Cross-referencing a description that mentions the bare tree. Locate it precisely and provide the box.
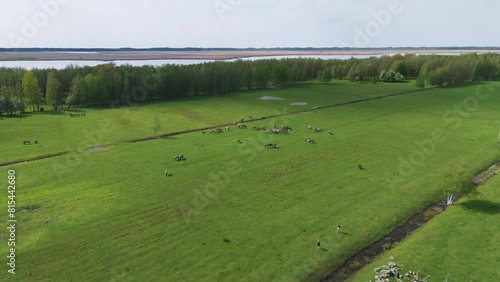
[153,116,162,139]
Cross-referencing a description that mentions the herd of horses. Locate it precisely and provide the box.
[69,113,86,117]
[23,140,38,145]
[165,120,340,176]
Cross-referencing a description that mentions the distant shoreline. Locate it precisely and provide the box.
[1,49,499,61]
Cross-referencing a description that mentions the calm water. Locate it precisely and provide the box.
[0,53,462,70]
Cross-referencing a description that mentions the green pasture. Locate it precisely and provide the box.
[0,81,499,281]
[0,80,414,164]
[348,174,500,282]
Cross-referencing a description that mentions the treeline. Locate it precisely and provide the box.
[0,53,499,115]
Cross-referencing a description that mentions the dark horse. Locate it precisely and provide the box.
[265,143,277,149]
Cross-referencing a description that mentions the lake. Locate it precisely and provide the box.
[0,53,462,70]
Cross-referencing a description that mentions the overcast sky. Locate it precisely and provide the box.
[1,0,499,48]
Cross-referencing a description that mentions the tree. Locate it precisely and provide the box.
[321,67,332,82]
[152,116,162,138]
[391,60,407,77]
[271,63,289,85]
[415,75,426,89]
[46,72,61,110]
[22,71,41,112]
[317,70,323,81]
[66,75,85,108]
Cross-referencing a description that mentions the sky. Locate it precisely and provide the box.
[1,0,499,48]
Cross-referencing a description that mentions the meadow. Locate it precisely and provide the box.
[0,80,499,281]
[348,173,500,282]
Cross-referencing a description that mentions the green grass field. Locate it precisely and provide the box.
[348,174,500,282]
[0,80,499,281]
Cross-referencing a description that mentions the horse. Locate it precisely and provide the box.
[265,143,277,148]
[305,138,315,144]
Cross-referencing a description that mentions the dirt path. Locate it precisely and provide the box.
[320,161,500,282]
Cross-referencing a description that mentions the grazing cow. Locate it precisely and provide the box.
[165,168,168,176]
[33,140,38,144]
[225,126,230,131]
[265,143,277,148]
[358,164,364,170]
[313,127,322,133]
[329,130,334,135]
[237,139,242,143]
[23,140,30,145]
[305,138,315,144]
[252,126,260,131]
[174,155,186,161]
[237,123,247,129]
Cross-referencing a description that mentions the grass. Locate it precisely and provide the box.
[0,80,499,281]
[0,80,415,164]
[348,175,500,282]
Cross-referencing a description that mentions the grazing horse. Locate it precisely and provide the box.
[265,143,277,148]
[305,138,315,144]
[23,140,30,145]
[211,128,222,134]
[174,155,186,161]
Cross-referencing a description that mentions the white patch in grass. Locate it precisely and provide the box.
[259,96,286,101]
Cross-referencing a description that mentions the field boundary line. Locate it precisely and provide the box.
[0,151,69,168]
